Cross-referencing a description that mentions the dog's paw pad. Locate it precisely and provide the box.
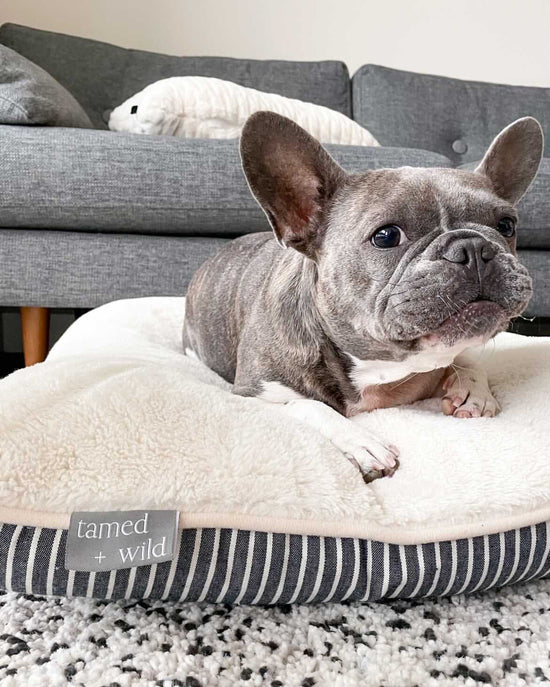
[340,430,399,481]
[362,458,400,483]
[442,370,499,419]
[453,395,499,418]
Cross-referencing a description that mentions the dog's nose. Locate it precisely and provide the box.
[441,238,495,266]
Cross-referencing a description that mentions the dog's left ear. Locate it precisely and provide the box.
[475,117,544,204]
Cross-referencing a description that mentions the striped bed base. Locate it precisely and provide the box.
[1,521,550,603]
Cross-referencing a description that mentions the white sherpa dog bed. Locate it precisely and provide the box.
[1,297,549,603]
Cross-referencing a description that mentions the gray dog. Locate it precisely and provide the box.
[183,112,543,482]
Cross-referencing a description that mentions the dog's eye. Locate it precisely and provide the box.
[497,216,516,238]
[371,225,404,249]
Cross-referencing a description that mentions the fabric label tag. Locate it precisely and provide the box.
[65,510,179,572]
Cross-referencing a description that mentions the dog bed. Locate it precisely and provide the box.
[1,297,549,603]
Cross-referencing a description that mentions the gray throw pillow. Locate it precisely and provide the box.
[0,44,93,127]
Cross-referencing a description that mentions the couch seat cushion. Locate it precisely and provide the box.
[0,125,452,237]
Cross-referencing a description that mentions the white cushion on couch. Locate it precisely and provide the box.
[108,76,379,146]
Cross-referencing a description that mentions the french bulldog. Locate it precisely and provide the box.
[183,112,543,482]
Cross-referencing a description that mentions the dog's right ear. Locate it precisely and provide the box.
[475,117,544,204]
[240,111,347,258]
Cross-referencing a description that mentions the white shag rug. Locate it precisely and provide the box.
[1,580,550,686]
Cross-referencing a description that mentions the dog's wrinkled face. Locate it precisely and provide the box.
[319,166,532,358]
[240,113,543,360]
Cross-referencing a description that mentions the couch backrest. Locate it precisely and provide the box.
[353,65,549,164]
[0,23,351,129]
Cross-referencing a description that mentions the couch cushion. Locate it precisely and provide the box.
[0,125,452,237]
[519,250,550,318]
[0,23,352,129]
[516,158,550,248]
[352,65,550,165]
[0,229,229,308]
[459,158,550,249]
[0,45,92,128]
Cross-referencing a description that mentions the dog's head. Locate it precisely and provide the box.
[240,112,543,359]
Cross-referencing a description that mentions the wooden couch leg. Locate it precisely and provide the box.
[20,307,50,366]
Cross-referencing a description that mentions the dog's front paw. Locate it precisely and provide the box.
[442,368,500,418]
[337,426,400,483]
[282,398,399,483]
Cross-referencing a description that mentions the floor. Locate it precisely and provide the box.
[508,316,550,337]
[1,577,550,686]
[0,352,23,378]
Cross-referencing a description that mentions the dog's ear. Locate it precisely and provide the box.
[240,111,347,257]
[475,117,544,204]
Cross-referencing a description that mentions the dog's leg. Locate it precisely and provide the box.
[439,355,500,418]
[281,397,399,482]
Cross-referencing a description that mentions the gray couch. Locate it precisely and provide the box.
[0,23,548,362]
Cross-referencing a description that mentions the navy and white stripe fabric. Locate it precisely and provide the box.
[1,522,549,603]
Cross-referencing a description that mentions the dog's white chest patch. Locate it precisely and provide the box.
[347,340,480,388]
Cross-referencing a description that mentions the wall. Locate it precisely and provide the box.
[2,0,549,86]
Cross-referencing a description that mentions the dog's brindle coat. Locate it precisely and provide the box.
[183,113,543,481]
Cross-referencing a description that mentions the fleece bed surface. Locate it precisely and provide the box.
[1,297,550,602]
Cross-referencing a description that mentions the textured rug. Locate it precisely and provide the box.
[1,580,550,687]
